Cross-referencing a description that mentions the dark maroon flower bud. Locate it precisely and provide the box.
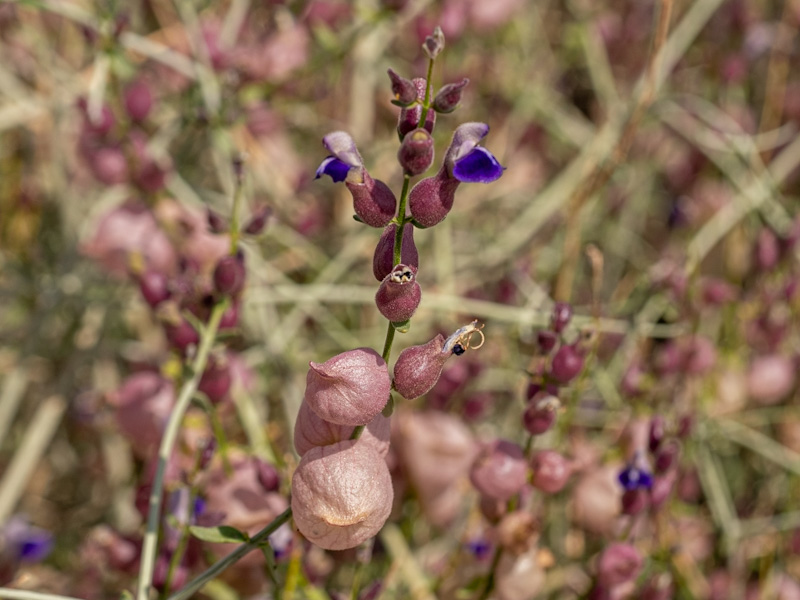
[470,439,527,501]
[551,302,573,333]
[398,78,436,139]
[702,277,737,305]
[199,437,216,470]
[305,348,391,426]
[139,271,171,308]
[530,450,571,493]
[550,344,584,383]
[206,208,227,233]
[648,416,666,453]
[165,318,199,352]
[596,543,642,587]
[243,205,271,235]
[213,253,246,297]
[523,395,559,435]
[393,321,482,400]
[124,80,153,122]
[254,458,280,492]
[373,223,419,281]
[621,487,648,515]
[346,172,397,228]
[525,381,542,400]
[537,331,558,354]
[422,26,445,59]
[654,440,680,473]
[407,169,460,228]
[432,78,469,113]
[387,68,418,106]
[398,128,435,176]
[375,264,422,322]
[198,355,232,404]
[756,227,780,271]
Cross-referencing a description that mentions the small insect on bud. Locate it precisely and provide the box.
[375,264,422,322]
[393,321,484,400]
[432,78,469,113]
[397,128,435,176]
[387,68,418,107]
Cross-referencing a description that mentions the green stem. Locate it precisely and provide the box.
[136,299,229,600]
[382,321,396,362]
[161,490,197,599]
[476,547,503,600]
[167,508,293,600]
[417,58,435,130]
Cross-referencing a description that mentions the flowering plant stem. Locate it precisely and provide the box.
[135,298,229,600]
[167,508,292,600]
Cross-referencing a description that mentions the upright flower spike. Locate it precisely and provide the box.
[315,131,397,227]
[408,122,504,228]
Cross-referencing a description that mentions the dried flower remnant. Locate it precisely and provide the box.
[375,264,422,322]
[291,440,393,550]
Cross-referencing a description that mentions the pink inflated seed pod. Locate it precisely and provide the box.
[375,264,422,322]
[304,348,391,426]
[293,399,390,458]
[470,439,528,501]
[291,440,393,550]
[373,223,418,281]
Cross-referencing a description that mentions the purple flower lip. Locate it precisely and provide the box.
[618,464,654,490]
[315,156,351,182]
[452,147,504,183]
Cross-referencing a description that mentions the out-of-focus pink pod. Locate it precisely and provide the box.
[530,450,571,493]
[494,546,545,600]
[82,200,177,277]
[375,264,422,322]
[111,372,175,458]
[596,543,643,587]
[293,399,390,458]
[747,354,796,405]
[570,465,622,535]
[373,223,419,281]
[304,348,391,426]
[470,439,528,501]
[291,440,393,550]
[393,410,477,527]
